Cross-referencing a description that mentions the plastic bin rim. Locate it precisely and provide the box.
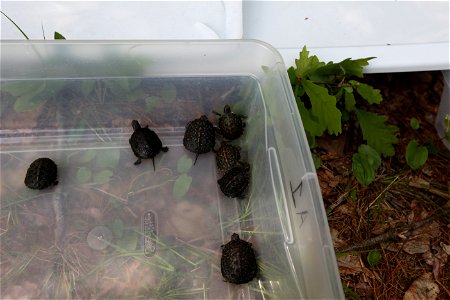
[0,39,285,63]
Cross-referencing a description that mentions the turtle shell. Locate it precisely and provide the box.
[215,142,241,173]
[183,115,215,164]
[129,120,168,169]
[24,158,58,190]
[214,105,246,140]
[217,162,250,199]
[221,233,257,284]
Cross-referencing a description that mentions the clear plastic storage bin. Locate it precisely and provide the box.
[0,41,343,299]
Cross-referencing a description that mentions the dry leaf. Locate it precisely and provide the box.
[403,272,439,300]
[330,228,347,249]
[337,255,364,275]
[402,221,440,255]
[317,169,340,197]
[403,236,430,254]
[337,255,375,279]
[423,244,449,280]
[336,203,354,216]
[441,243,450,255]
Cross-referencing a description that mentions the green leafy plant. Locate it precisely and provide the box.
[54,31,66,40]
[288,46,399,185]
[406,139,428,170]
[352,144,381,186]
[445,114,450,144]
[410,117,420,130]
[367,249,382,267]
[172,155,193,199]
[1,11,66,40]
[405,118,428,170]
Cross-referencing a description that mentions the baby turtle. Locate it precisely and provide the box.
[221,233,257,284]
[217,162,250,199]
[215,142,241,173]
[24,157,58,190]
[183,115,215,165]
[213,104,246,140]
[129,120,168,170]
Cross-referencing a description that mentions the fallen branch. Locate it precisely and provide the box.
[338,208,450,253]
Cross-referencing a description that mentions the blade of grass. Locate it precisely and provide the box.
[1,11,29,39]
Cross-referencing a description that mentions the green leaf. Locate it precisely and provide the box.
[93,170,113,184]
[352,154,376,186]
[367,250,382,267]
[14,93,47,112]
[302,80,342,135]
[309,57,374,83]
[287,66,296,84]
[54,32,66,40]
[406,140,428,170]
[78,149,97,164]
[358,144,382,169]
[1,11,29,39]
[125,87,144,102]
[355,109,398,157]
[295,46,325,79]
[177,155,193,173]
[8,81,47,112]
[110,218,124,239]
[80,80,96,97]
[297,100,326,137]
[410,118,420,130]
[350,80,382,104]
[352,144,381,186]
[76,167,92,184]
[104,79,125,95]
[161,83,177,102]
[96,149,121,170]
[337,57,374,78]
[127,78,142,91]
[311,153,321,170]
[145,96,161,111]
[1,81,44,97]
[173,174,192,199]
[344,90,356,111]
[117,230,138,252]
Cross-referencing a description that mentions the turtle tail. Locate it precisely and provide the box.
[152,157,156,172]
[194,153,200,165]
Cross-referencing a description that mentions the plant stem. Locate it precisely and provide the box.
[338,208,450,252]
[1,11,29,39]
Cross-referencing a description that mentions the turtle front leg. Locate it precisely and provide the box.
[134,157,142,165]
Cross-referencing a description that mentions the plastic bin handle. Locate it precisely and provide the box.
[268,147,294,244]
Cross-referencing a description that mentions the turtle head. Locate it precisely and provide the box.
[231,233,240,241]
[224,105,231,113]
[131,120,141,131]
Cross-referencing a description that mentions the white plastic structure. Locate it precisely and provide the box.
[1,1,448,73]
[0,1,243,39]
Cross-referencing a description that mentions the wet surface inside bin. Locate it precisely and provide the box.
[0,76,301,299]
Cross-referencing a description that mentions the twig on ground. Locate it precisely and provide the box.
[338,208,450,253]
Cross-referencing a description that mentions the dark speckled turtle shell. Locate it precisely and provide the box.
[214,105,246,140]
[221,233,257,284]
[217,162,250,199]
[129,120,168,169]
[24,158,58,190]
[183,115,215,164]
[215,142,241,173]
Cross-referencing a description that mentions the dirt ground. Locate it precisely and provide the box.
[316,71,449,299]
